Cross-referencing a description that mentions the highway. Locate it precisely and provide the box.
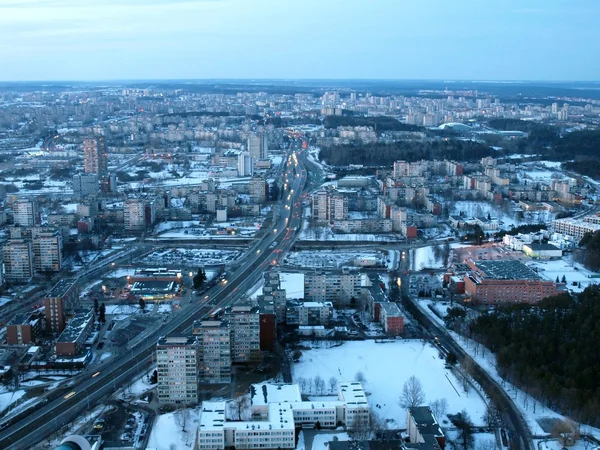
[0,141,312,449]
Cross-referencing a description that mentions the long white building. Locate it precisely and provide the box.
[196,382,369,450]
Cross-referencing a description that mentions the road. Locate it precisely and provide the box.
[401,291,534,450]
[0,142,313,449]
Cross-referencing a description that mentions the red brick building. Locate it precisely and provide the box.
[6,312,43,345]
[464,259,560,305]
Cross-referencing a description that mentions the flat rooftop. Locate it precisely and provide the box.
[339,381,368,406]
[130,280,176,293]
[250,383,302,406]
[472,260,541,280]
[47,279,76,298]
[56,311,93,343]
[199,401,295,433]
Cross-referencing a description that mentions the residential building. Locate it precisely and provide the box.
[33,230,63,272]
[72,174,98,198]
[237,152,254,177]
[379,302,405,336]
[304,269,363,305]
[83,137,107,176]
[285,300,333,326]
[12,198,39,227]
[407,406,446,450]
[2,239,34,282]
[247,133,268,160]
[124,199,148,231]
[552,215,600,241]
[249,177,267,203]
[193,319,232,384]
[55,310,94,357]
[44,279,79,332]
[228,306,261,363]
[6,312,43,345]
[157,335,200,405]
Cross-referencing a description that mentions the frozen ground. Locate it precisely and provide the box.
[311,432,350,449]
[105,268,136,278]
[284,250,386,269]
[527,257,600,293]
[0,390,26,413]
[147,409,199,450]
[292,340,487,427]
[300,226,404,242]
[452,201,519,229]
[142,248,241,266]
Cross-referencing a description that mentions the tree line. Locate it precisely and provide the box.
[323,115,424,132]
[470,287,600,425]
[576,230,600,271]
[320,139,494,167]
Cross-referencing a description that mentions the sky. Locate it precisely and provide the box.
[0,0,599,82]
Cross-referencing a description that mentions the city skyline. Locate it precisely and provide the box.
[1,0,599,82]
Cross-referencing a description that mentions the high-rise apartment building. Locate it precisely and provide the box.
[157,335,200,405]
[304,269,364,305]
[44,279,79,332]
[311,189,348,224]
[228,306,261,363]
[33,230,62,272]
[12,198,39,227]
[237,152,254,177]
[72,174,98,198]
[249,177,267,203]
[83,137,108,176]
[247,133,268,160]
[124,199,147,231]
[193,320,232,384]
[2,239,34,283]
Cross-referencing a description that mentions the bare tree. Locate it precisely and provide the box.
[460,357,473,393]
[552,418,579,447]
[307,377,314,394]
[354,370,367,385]
[314,375,325,395]
[174,408,191,432]
[399,376,426,408]
[298,377,309,393]
[230,395,251,421]
[349,414,371,442]
[482,403,502,428]
[328,376,338,393]
[455,409,475,450]
[430,398,448,420]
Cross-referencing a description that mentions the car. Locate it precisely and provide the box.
[93,419,106,430]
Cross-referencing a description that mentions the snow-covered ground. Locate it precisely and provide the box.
[300,226,404,242]
[147,409,199,450]
[0,390,26,413]
[292,340,487,427]
[105,268,136,278]
[142,248,241,266]
[452,201,520,229]
[527,257,600,293]
[312,432,350,449]
[105,304,141,315]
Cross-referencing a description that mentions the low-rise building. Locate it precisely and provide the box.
[407,406,446,450]
[6,312,43,345]
[55,310,94,357]
[522,243,562,259]
[285,300,333,326]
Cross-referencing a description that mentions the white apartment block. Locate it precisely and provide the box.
[311,189,348,224]
[157,335,200,405]
[237,152,254,177]
[197,382,369,450]
[33,231,63,272]
[12,198,38,227]
[249,178,267,203]
[124,199,147,231]
[2,239,34,283]
[247,133,268,160]
[304,270,364,305]
[552,216,600,241]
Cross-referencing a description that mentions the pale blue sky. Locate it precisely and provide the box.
[0,0,598,81]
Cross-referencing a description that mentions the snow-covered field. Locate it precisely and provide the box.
[292,340,487,427]
[279,273,305,299]
[300,226,404,242]
[528,257,600,293]
[284,250,386,269]
[147,409,199,450]
[142,248,241,266]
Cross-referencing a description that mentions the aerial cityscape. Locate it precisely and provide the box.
[1,2,600,450]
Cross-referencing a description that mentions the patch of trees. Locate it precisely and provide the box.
[323,115,424,132]
[563,160,600,180]
[554,129,600,160]
[162,111,230,118]
[470,288,600,425]
[319,139,493,167]
[576,231,600,271]
[193,268,207,289]
[494,223,546,238]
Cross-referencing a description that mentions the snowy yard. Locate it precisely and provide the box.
[0,390,26,414]
[527,257,600,293]
[147,409,199,450]
[292,340,487,427]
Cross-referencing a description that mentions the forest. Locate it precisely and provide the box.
[562,160,600,180]
[470,288,600,425]
[323,115,424,132]
[319,139,493,166]
[576,231,600,271]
